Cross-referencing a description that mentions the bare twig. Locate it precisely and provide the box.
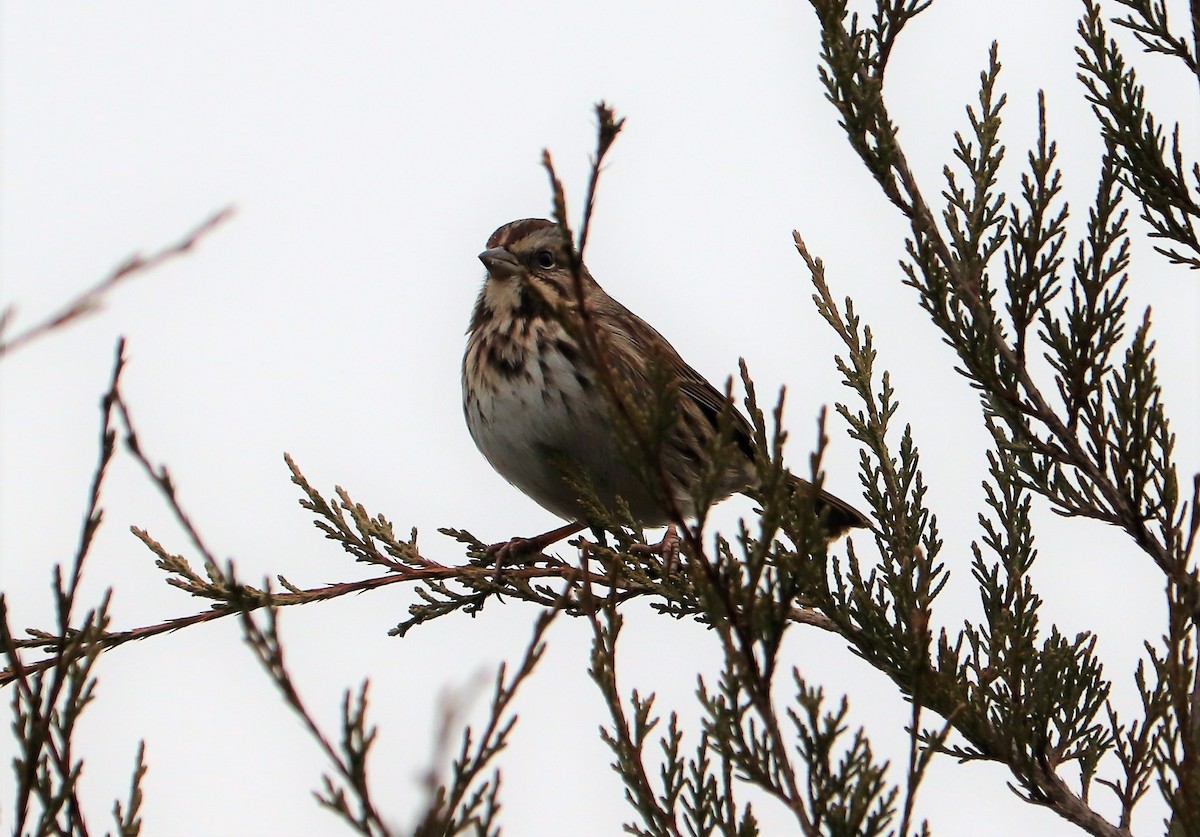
[0,339,137,836]
[0,548,646,689]
[236,585,389,836]
[413,606,563,836]
[0,206,234,358]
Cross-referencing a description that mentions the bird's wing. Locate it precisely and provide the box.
[595,295,757,458]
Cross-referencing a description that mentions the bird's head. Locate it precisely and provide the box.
[472,219,591,330]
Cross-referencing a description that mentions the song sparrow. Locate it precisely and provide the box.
[462,218,868,545]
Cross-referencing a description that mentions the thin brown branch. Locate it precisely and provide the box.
[0,558,638,689]
[544,109,825,830]
[580,567,683,837]
[576,101,625,260]
[4,532,843,691]
[113,389,220,571]
[0,207,234,358]
[415,603,563,836]
[0,338,130,836]
[236,591,388,836]
[540,105,699,556]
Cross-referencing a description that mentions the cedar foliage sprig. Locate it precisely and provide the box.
[1077,0,1200,268]
[809,0,1197,833]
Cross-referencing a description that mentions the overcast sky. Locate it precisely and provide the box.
[2,2,1197,835]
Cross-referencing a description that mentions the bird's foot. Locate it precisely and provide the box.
[485,521,587,570]
[630,524,682,575]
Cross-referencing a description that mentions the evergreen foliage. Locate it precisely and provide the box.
[2,2,1196,834]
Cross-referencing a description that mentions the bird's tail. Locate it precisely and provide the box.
[785,473,871,538]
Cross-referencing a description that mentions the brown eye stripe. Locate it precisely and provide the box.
[536,274,567,298]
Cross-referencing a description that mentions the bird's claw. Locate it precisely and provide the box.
[630,524,682,575]
[484,521,588,572]
[485,536,541,571]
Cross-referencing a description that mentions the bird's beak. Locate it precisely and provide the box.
[479,247,522,279]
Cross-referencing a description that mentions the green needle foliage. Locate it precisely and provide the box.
[804,1,1197,834]
[2,2,1196,835]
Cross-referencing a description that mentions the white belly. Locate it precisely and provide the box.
[464,340,664,523]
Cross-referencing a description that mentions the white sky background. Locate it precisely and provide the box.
[2,1,1197,834]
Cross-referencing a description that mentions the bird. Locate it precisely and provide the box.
[461,218,868,556]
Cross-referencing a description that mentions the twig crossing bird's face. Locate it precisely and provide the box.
[471,219,589,333]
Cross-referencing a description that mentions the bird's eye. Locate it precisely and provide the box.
[535,250,556,269]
